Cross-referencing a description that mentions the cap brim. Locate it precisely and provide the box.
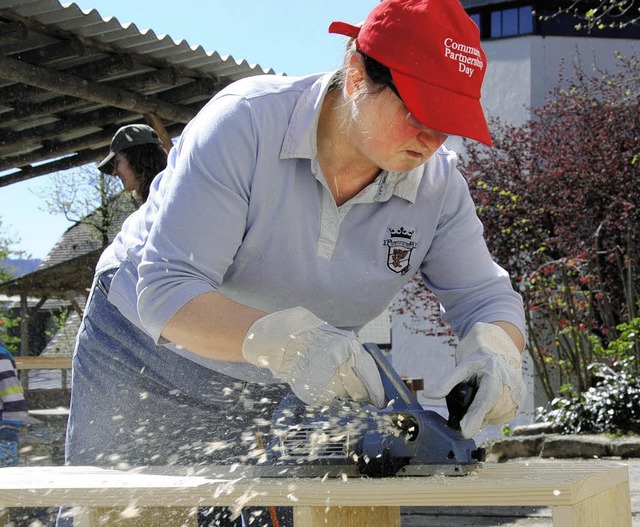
[328,21,361,39]
[391,70,493,146]
[97,151,115,174]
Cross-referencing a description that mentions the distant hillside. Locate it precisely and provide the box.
[0,258,42,279]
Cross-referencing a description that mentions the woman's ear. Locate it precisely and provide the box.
[345,53,366,98]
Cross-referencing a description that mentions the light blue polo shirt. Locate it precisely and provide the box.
[98,72,525,382]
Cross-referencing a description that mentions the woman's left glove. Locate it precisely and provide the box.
[242,307,384,408]
[424,323,526,439]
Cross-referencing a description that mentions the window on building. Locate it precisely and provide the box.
[466,1,640,40]
[503,8,519,36]
[490,5,534,38]
[470,12,481,32]
[519,5,534,34]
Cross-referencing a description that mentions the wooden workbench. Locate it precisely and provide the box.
[14,356,73,371]
[0,461,632,526]
[15,355,72,392]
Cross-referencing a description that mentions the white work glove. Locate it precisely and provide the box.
[242,307,385,408]
[425,323,526,439]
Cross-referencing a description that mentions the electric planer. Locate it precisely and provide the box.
[259,342,486,478]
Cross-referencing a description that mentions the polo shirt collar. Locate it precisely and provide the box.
[280,71,423,204]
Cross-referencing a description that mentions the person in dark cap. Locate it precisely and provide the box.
[61,1,526,526]
[98,124,167,204]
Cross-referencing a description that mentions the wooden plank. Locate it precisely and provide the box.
[0,462,629,509]
[15,356,72,371]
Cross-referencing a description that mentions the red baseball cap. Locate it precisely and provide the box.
[329,0,492,146]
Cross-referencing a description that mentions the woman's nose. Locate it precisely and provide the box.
[407,113,448,145]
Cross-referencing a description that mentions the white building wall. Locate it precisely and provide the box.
[483,35,640,127]
[448,35,640,153]
[483,37,534,126]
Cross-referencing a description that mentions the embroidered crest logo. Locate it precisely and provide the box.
[383,227,417,275]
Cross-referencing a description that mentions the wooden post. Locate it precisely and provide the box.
[79,507,198,527]
[144,113,173,152]
[19,294,29,357]
[552,481,632,527]
[295,506,400,527]
[401,377,424,397]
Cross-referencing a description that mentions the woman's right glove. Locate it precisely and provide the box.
[242,307,385,408]
[425,323,526,439]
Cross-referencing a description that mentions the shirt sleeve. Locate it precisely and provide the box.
[419,164,525,340]
[0,352,28,424]
[135,94,258,342]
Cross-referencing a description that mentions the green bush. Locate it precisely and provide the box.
[538,318,640,435]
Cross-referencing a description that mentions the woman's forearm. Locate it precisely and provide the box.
[161,291,267,362]
[491,320,525,352]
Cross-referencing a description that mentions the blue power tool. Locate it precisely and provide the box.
[264,343,485,477]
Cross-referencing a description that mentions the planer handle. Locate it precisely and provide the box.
[362,343,423,411]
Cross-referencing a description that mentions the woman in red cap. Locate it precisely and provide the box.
[61,2,525,526]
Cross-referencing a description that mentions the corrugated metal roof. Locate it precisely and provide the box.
[2,0,274,80]
[0,0,279,186]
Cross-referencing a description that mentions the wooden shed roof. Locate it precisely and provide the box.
[0,0,277,188]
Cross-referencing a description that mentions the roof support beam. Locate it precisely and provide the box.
[0,18,27,44]
[0,123,185,187]
[0,150,101,187]
[0,122,185,171]
[0,54,195,123]
[0,103,193,162]
[1,69,181,128]
[159,78,221,103]
[13,39,84,66]
[0,106,133,156]
[0,54,134,104]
